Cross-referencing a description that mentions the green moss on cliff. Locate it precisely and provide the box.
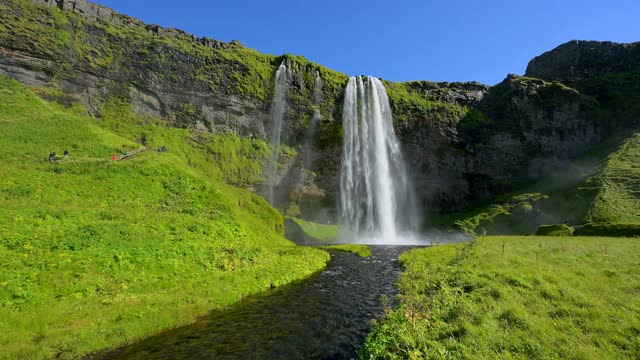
[459,108,493,129]
[97,96,271,186]
[0,0,68,57]
[576,71,640,127]
[475,75,587,132]
[384,81,467,125]
[0,0,278,101]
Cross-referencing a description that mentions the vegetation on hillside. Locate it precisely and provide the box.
[362,236,640,359]
[585,131,640,224]
[384,81,468,125]
[287,217,339,242]
[576,71,640,128]
[0,75,330,359]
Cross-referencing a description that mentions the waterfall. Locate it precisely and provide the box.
[339,76,419,244]
[312,70,323,127]
[266,61,290,205]
[302,71,323,168]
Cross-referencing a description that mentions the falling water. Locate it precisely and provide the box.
[266,62,290,205]
[339,76,419,244]
[312,70,323,127]
[302,71,323,168]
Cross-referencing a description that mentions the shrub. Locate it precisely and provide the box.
[535,224,574,236]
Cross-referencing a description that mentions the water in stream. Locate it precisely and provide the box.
[106,246,410,360]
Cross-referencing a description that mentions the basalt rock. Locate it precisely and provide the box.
[526,40,640,84]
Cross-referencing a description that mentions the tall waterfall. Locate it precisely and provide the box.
[339,76,419,244]
[266,62,290,205]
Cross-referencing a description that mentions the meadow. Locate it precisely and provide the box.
[362,236,640,359]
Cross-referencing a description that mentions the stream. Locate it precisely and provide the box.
[106,246,412,360]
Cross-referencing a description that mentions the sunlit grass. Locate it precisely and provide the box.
[362,236,640,359]
[287,217,339,241]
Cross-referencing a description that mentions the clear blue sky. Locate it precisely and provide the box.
[93,0,638,85]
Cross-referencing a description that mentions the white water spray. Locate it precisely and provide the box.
[266,62,290,205]
[339,76,420,244]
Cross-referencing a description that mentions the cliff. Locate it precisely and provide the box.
[526,40,640,83]
[1,0,639,218]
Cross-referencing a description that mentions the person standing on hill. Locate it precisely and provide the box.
[49,150,56,162]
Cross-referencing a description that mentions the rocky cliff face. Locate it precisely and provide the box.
[526,40,640,84]
[460,75,604,186]
[1,0,638,219]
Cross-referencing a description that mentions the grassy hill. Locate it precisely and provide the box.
[0,75,329,359]
[362,235,640,359]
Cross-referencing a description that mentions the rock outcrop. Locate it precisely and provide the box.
[526,40,640,83]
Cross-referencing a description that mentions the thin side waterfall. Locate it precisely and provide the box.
[266,62,290,205]
[312,70,323,127]
[302,71,323,168]
[339,76,420,244]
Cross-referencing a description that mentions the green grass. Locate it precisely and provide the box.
[287,217,339,241]
[586,132,640,224]
[0,75,330,359]
[323,244,372,258]
[362,236,640,359]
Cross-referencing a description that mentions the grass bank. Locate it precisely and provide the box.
[323,244,372,258]
[362,236,640,359]
[0,75,330,359]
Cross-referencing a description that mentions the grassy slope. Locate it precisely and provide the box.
[362,236,640,359]
[288,217,339,241]
[586,132,640,223]
[0,76,329,359]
